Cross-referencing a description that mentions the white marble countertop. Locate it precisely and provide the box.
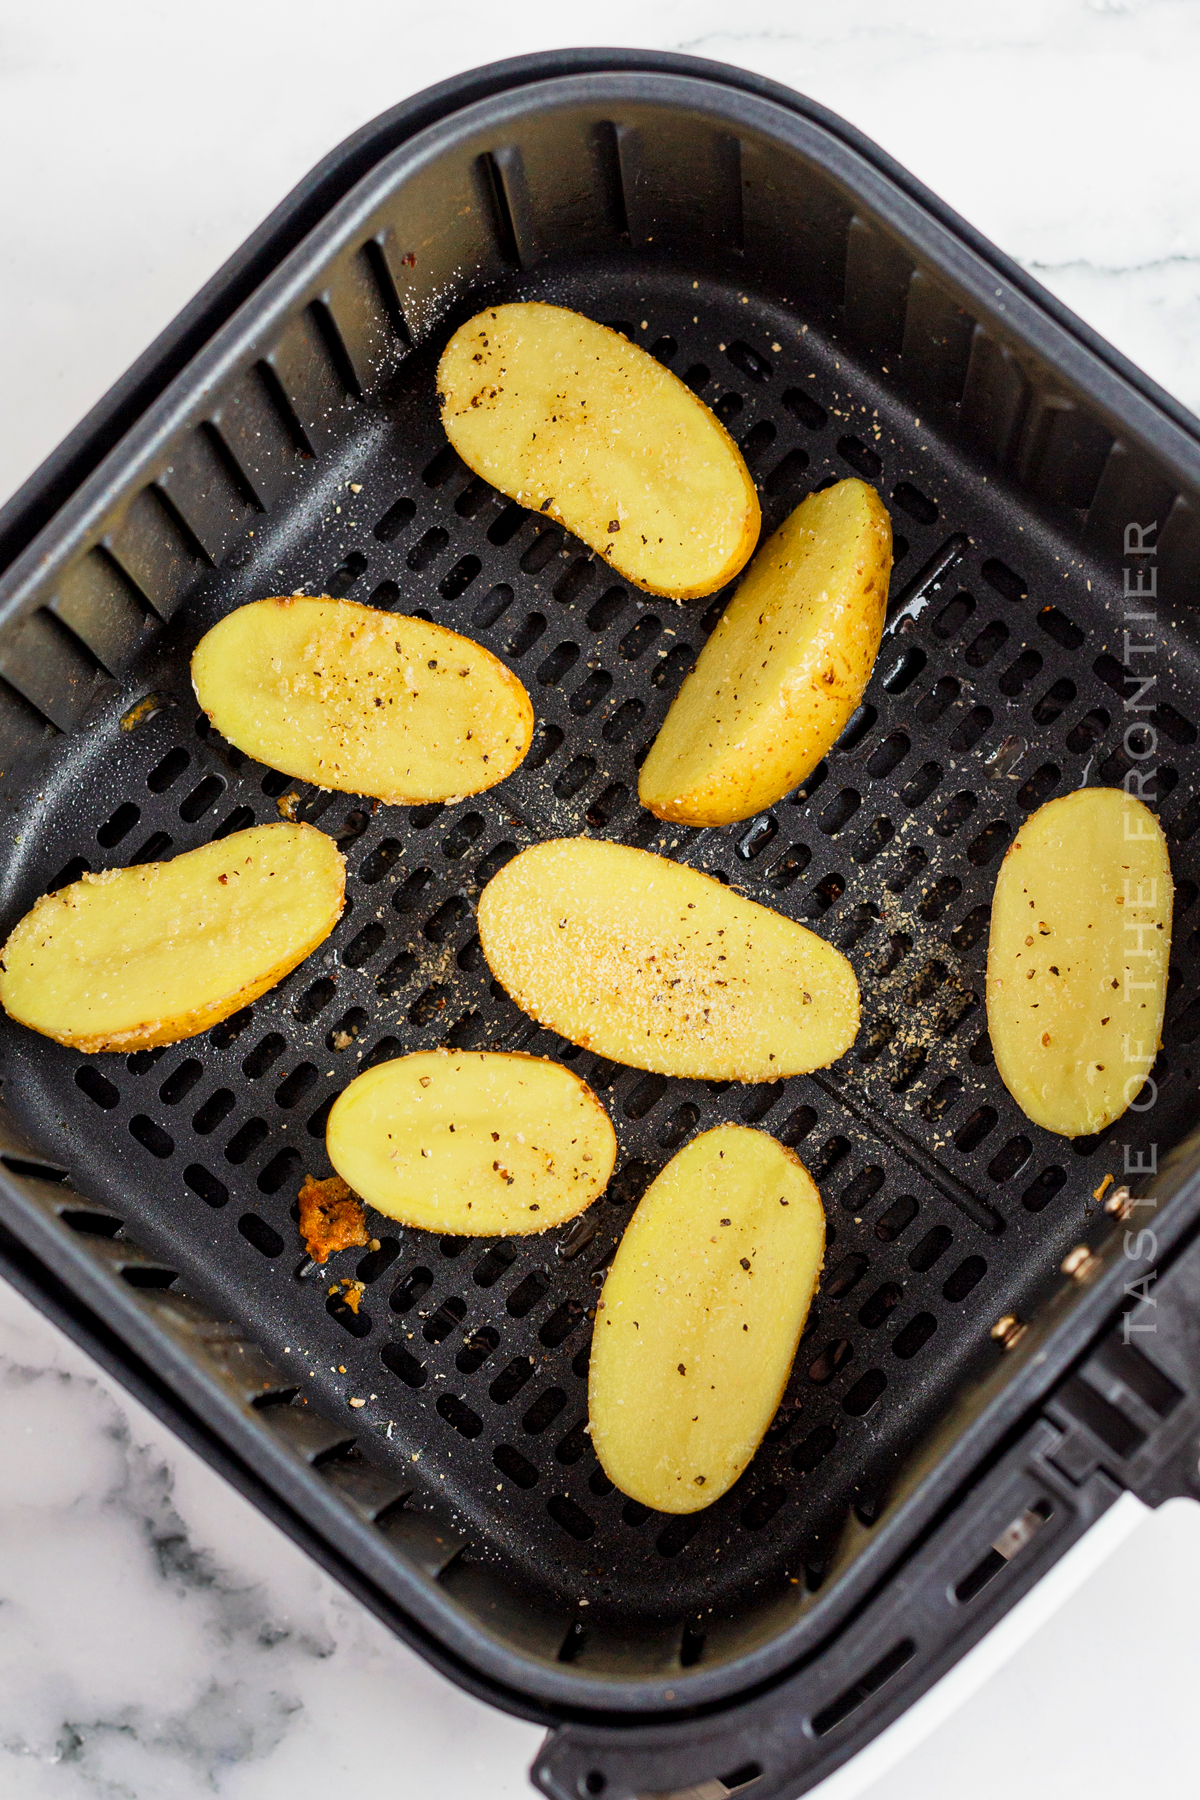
[3,3,1200,1796]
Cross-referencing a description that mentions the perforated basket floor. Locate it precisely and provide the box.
[3,252,1200,1640]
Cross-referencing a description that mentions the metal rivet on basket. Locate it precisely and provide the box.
[1103,1184,1135,1220]
[990,1314,1027,1351]
[1061,1244,1101,1282]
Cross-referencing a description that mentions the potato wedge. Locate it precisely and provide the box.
[590,1124,825,1512]
[477,839,859,1081]
[0,823,344,1052]
[437,303,760,600]
[987,788,1173,1137]
[192,596,533,804]
[325,1050,617,1234]
[639,479,892,825]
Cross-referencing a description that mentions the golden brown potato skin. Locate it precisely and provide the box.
[638,479,892,825]
[477,838,860,1082]
[438,303,760,600]
[590,1124,825,1512]
[986,788,1172,1137]
[0,823,344,1053]
[192,597,533,804]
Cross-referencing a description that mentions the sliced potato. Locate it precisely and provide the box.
[438,303,760,600]
[590,1124,825,1512]
[987,788,1173,1137]
[477,838,859,1081]
[192,596,533,804]
[0,823,344,1052]
[325,1050,617,1234]
[639,479,892,825]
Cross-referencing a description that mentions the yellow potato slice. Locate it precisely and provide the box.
[437,303,760,600]
[477,838,859,1081]
[192,596,533,803]
[325,1050,617,1234]
[639,479,892,826]
[987,788,1173,1137]
[0,823,344,1052]
[590,1124,825,1512]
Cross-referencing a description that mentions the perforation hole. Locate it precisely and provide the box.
[243,1033,286,1078]
[570,670,613,716]
[876,1196,918,1241]
[440,555,481,600]
[381,1342,426,1387]
[809,1339,853,1385]
[824,1253,868,1299]
[988,1136,1032,1182]
[841,1166,884,1212]
[275,1063,318,1108]
[520,527,565,574]
[523,1387,568,1434]
[508,613,547,659]
[258,1148,302,1195]
[423,1295,466,1344]
[473,583,514,629]
[943,1256,987,1301]
[1022,1166,1066,1212]
[490,1356,535,1405]
[488,501,527,546]
[1032,679,1076,725]
[919,876,961,921]
[893,1313,937,1358]
[436,1394,482,1439]
[881,646,926,694]
[130,831,172,863]
[97,802,140,847]
[766,448,810,495]
[999,649,1043,696]
[909,1227,952,1272]
[767,843,812,890]
[361,839,402,884]
[737,814,778,861]
[858,1282,902,1329]
[892,482,938,524]
[327,550,368,596]
[587,589,627,632]
[212,809,252,842]
[741,420,777,463]
[507,1269,550,1317]
[237,1213,284,1257]
[914,678,959,728]
[553,756,594,800]
[900,762,942,807]
[802,872,845,917]
[713,392,743,425]
[184,1163,227,1208]
[192,1089,235,1135]
[408,527,449,571]
[147,747,190,791]
[373,497,415,542]
[343,922,386,967]
[1037,606,1085,650]
[968,821,1012,866]
[656,1514,702,1556]
[294,978,337,1022]
[538,642,580,687]
[932,593,974,639]
[1016,763,1060,809]
[888,846,928,893]
[159,1060,203,1105]
[1156,701,1197,745]
[1066,708,1109,754]
[866,732,909,779]
[652,644,694,693]
[838,436,882,478]
[586,782,628,828]
[966,620,1009,667]
[548,1495,596,1542]
[949,706,992,754]
[793,1422,837,1472]
[843,1369,887,1415]
[473,1241,517,1288]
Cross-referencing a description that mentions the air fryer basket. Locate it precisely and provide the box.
[3,50,1200,1800]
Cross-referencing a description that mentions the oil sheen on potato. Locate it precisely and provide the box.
[438,303,760,600]
[325,1050,617,1234]
[590,1124,825,1512]
[477,838,860,1082]
[639,479,892,825]
[986,788,1173,1137]
[192,596,533,803]
[0,823,345,1052]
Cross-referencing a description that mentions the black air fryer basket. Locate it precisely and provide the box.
[3,49,1200,1800]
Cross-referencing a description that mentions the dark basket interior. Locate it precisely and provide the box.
[2,70,1199,1691]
